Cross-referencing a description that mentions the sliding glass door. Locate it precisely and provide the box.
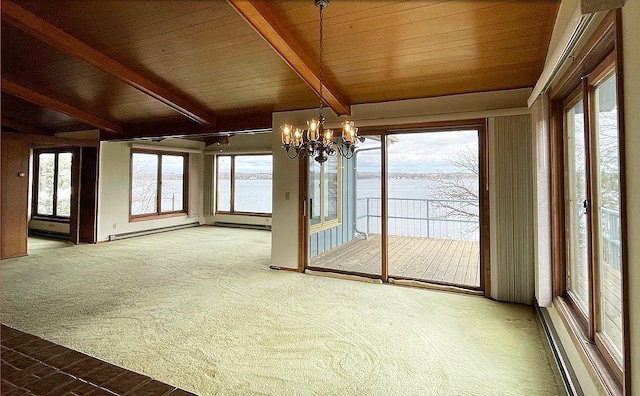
[386,130,481,288]
[306,127,484,291]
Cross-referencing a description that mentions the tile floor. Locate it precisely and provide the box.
[1,324,195,396]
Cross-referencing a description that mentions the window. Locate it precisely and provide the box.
[561,62,624,384]
[130,150,187,218]
[551,18,626,392]
[32,150,73,219]
[566,97,589,316]
[309,154,341,231]
[216,154,272,215]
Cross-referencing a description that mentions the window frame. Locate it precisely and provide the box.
[215,153,273,217]
[562,87,591,328]
[129,149,189,221]
[31,148,73,222]
[309,154,342,234]
[549,10,628,396]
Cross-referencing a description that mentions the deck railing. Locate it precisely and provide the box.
[356,197,479,241]
[356,198,621,265]
[601,207,621,270]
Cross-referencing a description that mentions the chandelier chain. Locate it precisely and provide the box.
[318,2,324,121]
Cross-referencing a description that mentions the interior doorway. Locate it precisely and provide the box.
[28,146,99,247]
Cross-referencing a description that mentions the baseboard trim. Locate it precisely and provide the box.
[108,222,200,241]
[536,302,583,396]
[389,278,484,296]
[212,222,271,231]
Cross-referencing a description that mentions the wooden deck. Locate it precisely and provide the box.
[310,235,480,287]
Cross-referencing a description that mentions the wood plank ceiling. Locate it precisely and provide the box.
[0,0,559,140]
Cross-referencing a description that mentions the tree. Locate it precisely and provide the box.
[428,147,479,235]
[131,155,158,215]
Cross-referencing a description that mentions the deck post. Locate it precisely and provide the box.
[426,199,430,238]
[366,197,370,235]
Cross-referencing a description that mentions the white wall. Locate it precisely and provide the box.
[622,1,640,393]
[531,95,553,307]
[205,132,272,154]
[271,88,532,270]
[96,139,205,241]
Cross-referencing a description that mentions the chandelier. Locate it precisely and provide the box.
[281,0,358,164]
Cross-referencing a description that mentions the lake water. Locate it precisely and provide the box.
[218,180,273,214]
[218,178,479,241]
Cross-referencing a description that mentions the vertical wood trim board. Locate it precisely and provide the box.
[1,137,30,259]
[489,114,536,304]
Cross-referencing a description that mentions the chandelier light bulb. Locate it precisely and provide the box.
[294,128,303,147]
[342,120,356,143]
[307,119,319,141]
[323,129,333,144]
[281,124,292,145]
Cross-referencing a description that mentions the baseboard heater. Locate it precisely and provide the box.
[536,303,583,396]
[212,222,271,231]
[108,222,200,241]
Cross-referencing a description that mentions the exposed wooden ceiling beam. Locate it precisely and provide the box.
[1,116,50,135]
[1,1,216,126]
[1,131,99,147]
[103,113,272,141]
[1,78,122,133]
[227,0,351,116]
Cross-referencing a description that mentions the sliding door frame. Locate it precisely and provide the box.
[299,119,490,296]
[382,120,489,293]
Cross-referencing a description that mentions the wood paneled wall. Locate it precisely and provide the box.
[488,114,535,304]
[1,136,30,259]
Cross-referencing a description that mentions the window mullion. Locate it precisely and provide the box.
[52,152,59,217]
[582,78,599,341]
[230,155,236,212]
[157,154,162,215]
[183,155,188,214]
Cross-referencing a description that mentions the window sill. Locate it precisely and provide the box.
[215,211,271,218]
[553,297,622,396]
[129,212,188,222]
[310,219,341,234]
[30,215,70,224]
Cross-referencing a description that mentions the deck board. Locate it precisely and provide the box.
[310,235,480,287]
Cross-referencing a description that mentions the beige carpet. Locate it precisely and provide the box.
[1,226,566,395]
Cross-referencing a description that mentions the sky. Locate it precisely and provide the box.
[218,154,273,174]
[212,130,479,175]
[357,130,478,173]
